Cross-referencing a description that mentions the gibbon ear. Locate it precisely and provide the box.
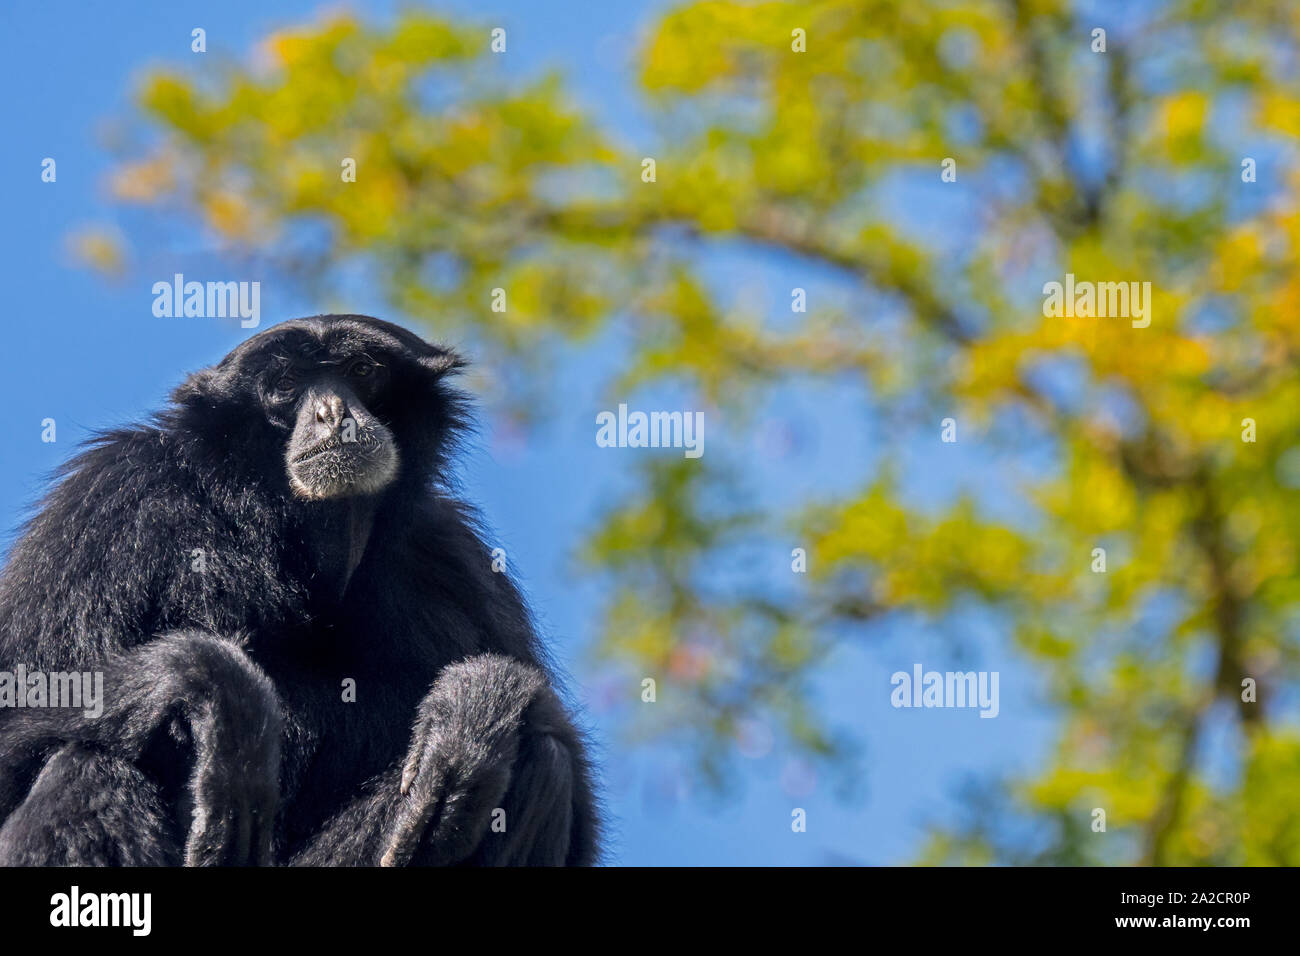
[415,348,466,379]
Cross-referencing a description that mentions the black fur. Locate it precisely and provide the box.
[0,314,599,866]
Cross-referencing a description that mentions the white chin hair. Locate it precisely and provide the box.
[289,450,399,500]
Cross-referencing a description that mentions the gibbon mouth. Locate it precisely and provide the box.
[292,434,384,464]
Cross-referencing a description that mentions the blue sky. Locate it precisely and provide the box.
[0,0,1064,865]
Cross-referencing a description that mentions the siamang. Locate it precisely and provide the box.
[0,315,599,866]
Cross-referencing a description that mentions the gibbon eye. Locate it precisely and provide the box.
[349,360,374,379]
[272,373,298,399]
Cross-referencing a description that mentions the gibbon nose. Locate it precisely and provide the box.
[314,393,349,429]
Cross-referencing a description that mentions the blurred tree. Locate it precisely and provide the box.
[92,1,1300,864]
